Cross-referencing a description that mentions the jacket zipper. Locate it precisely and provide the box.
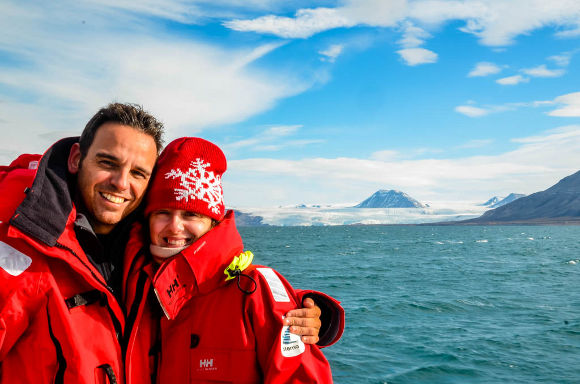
[47,307,67,384]
[54,242,114,295]
[54,242,124,342]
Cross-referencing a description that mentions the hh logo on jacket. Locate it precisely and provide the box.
[166,278,180,298]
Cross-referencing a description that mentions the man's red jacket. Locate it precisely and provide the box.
[0,141,125,383]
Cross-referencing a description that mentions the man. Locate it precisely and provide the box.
[0,103,343,383]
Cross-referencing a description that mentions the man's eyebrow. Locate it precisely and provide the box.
[95,152,120,162]
[95,152,152,177]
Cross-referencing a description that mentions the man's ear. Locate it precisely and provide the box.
[68,143,82,174]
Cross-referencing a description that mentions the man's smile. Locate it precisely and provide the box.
[100,192,128,204]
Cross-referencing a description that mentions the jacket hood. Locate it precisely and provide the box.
[11,137,78,247]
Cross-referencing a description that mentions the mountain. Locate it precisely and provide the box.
[480,196,502,206]
[354,189,426,208]
[463,170,580,224]
[233,210,268,226]
[490,193,526,208]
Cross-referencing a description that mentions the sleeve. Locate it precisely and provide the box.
[248,267,334,384]
[295,289,345,347]
[0,248,43,361]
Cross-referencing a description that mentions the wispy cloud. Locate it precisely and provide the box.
[548,92,580,117]
[370,147,443,161]
[0,1,320,158]
[548,52,573,67]
[397,48,438,66]
[455,91,580,118]
[468,62,502,77]
[555,26,580,38]
[224,8,353,39]
[224,0,580,49]
[319,44,344,63]
[370,150,401,161]
[455,105,491,117]
[398,21,431,47]
[223,125,323,152]
[228,125,580,206]
[456,139,494,149]
[496,75,529,85]
[224,0,406,38]
[522,64,565,78]
[395,21,438,66]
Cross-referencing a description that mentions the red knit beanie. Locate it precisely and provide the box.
[145,137,226,221]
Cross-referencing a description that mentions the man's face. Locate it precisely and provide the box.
[68,123,158,234]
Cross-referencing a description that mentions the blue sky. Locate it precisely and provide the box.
[1,0,579,208]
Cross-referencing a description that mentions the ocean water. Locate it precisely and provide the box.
[239,225,580,384]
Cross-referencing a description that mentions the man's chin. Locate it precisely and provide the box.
[92,212,126,234]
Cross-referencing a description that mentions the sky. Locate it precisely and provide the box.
[1,0,579,208]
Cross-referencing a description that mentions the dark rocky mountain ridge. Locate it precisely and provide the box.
[462,170,580,224]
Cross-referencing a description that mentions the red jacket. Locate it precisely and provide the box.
[0,139,126,383]
[123,211,343,383]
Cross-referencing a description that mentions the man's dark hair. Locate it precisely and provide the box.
[79,103,165,160]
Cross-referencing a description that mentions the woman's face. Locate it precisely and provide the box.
[149,209,213,263]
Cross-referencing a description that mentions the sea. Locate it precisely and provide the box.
[239,225,580,384]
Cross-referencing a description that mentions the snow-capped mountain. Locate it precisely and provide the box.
[354,189,426,208]
[480,196,503,206]
[489,193,526,208]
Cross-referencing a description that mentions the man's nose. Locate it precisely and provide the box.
[110,169,130,191]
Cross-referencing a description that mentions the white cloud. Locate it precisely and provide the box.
[224,0,407,38]
[548,53,572,67]
[512,125,580,143]
[371,148,443,161]
[253,139,324,152]
[319,44,344,62]
[548,92,580,117]
[0,1,319,156]
[468,62,502,77]
[394,21,438,66]
[522,64,565,78]
[224,8,353,39]
[555,25,580,38]
[454,92,580,119]
[449,0,580,46]
[457,139,494,148]
[398,21,431,48]
[227,125,580,206]
[224,0,580,50]
[397,48,438,66]
[370,150,401,161]
[339,0,407,26]
[496,75,529,85]
[223,125,323,152]
[455,105,490,117]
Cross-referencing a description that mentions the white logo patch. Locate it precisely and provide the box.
[280,326,305,357]
[257,268,290,302]
[0,241,32,276]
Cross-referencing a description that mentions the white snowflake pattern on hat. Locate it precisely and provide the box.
[164,158,223,214]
